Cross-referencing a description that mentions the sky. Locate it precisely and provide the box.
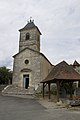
[0,0,80,69]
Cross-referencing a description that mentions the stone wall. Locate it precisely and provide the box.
[13,48,52,92]
[12,48,41,90]
[19,28,40,52]
[40,54,52,81]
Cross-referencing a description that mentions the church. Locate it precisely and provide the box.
[2,19,80,96]
[12,19,52,93]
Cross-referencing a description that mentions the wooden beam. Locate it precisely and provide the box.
[43,83,44,98]
[44,83,47,87]
[70,82,73,100]
[48,82,51,99]
[56,80,60,102]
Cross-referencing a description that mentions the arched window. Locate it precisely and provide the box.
[26,33,30,40]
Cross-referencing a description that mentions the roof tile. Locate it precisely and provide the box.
[41,61,80,83]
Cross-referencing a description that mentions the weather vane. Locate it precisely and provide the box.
[30,17,32,22]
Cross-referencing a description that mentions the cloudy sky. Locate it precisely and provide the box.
[0,0,80,69]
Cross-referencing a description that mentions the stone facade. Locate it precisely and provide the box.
[19,28,40,52]
[12,20,52,93]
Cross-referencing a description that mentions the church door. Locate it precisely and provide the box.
[23,75,29,89]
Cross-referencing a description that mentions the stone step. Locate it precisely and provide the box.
[2,85,35,95]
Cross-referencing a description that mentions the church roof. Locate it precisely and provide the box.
[41,61,80,83]
[19,20,41,35]
[73,60,80,66]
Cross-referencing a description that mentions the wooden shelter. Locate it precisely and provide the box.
[41,61,80,102]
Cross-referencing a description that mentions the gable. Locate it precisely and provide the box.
[40,53,52,66]
[13,47,40,59]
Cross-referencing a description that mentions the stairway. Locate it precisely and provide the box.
[2,84,35,95]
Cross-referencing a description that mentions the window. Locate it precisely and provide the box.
[25,59,29,64]
[26,33,30,40]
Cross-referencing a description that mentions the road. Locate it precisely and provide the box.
[0,95,80,120]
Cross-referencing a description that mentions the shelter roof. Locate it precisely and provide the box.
[41,61,80,83]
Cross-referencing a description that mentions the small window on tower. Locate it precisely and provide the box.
[26,33,30,40]
[37,35,40,41]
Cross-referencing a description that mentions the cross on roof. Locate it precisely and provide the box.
[27,17,34,23]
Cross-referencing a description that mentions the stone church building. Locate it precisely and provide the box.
[12,20,52,93]
[2,20,80,95]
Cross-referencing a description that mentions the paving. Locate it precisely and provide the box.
[0,95,80,120]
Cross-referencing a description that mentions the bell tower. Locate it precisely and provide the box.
[19,19,41,52]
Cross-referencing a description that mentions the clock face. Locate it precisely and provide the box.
[25,59,29,64]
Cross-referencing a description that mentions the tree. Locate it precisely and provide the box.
[0,66,12,85]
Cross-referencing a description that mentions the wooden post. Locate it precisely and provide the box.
[56,80,60,102]
[70,82,73,100]
[48,82,51,99]
[43,83,44,98]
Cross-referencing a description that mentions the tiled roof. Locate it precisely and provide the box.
[73,60,80,66]
[19,21,41,35]
[41,61,80,83]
